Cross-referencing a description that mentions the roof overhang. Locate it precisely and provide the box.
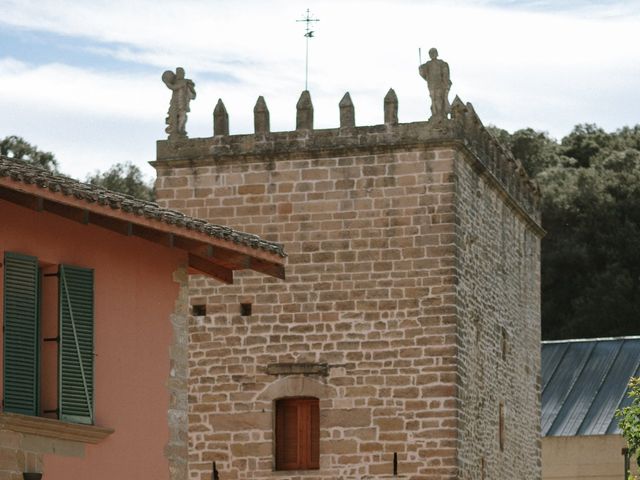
[0,176,285,284]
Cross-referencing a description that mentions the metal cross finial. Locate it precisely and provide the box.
[296,8,319,91]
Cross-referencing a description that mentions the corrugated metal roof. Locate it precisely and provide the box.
[541,336,640,437]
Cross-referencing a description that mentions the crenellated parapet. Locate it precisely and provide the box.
[156,89,541,226]
[449,95,541,221]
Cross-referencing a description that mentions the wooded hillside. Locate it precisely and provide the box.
[492,124,640,339]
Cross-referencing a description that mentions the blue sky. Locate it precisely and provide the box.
[0,0,638,180]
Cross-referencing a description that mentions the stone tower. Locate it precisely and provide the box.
[152,72,543,479]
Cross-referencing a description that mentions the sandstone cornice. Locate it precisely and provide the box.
[154,112,543,233]
[0,413,114,444]
[155,122,451,165]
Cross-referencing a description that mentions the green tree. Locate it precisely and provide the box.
[488,126,562,177]
[497,124,640,339]
[616,377,640,479]
[86,162,155,201]
[560,124,610,168]
[539,148,640,338]
[0,135,59,172]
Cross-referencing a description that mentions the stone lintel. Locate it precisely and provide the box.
[265,362,329,376]
[0,413,114,444]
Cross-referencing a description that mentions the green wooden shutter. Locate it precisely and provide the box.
[3,252,39,416]
[58,264,94,424]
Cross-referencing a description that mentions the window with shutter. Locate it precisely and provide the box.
[1,253,95,426]
[3,252,40,416]
[275,397,319,470]
[58,265,94,424]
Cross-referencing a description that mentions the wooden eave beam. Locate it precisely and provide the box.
[188,253,233,284]
[131,224,174,248]
[0,185,43,211]
[88,213,133,236]
[191,244,285,280]
[172,235,206,253]
[42,199,89,224]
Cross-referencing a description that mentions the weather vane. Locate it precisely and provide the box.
[297,8,319,91]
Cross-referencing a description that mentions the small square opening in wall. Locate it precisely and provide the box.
[192,304,207,316]
[240,303,252,316]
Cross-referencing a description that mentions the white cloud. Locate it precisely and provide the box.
[0,0,638,179]
[0,59,163,120]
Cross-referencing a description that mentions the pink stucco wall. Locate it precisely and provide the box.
[0,198,187,479]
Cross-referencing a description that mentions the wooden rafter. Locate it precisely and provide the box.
[188,253,233,284]
[191,244,285,280]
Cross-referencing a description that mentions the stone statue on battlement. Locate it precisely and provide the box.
[419,48,451,121]
[162,67,196,140]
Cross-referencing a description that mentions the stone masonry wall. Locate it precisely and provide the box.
[166,266,190,480]
[0,430,43,480]
[0,428,85,480]
[155,146,462,479]
[453,151,541,479]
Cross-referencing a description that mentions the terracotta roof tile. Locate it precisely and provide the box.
[0,156,286,257]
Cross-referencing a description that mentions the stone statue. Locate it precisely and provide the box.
[418,48,451,120]
[162,67,196,139]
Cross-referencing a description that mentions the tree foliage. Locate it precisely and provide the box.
[560,124,611,168]
[488,127,564,177]
[617,377,640,477]
[495,124,640,339]
[0,135,59,172]
[86,162,155,202]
